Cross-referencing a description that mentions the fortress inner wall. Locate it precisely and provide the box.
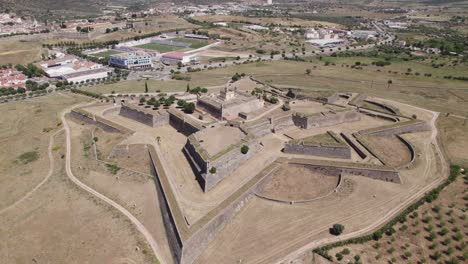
[119,104,169,127]
[284,143,351,159]
[167,109,203,136]
[292,110,361,129]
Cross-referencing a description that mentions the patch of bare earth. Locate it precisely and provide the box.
[364,135,412,167]
[260,164,339,201]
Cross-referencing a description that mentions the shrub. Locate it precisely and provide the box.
[341,248,350,255]
[209,167,217,174]
[240,145,249,154]
[335,253,343,261]
[330,224,345,236]
[16,151,39,164]
[105,164,120,175]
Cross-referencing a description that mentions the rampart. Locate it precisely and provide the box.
[284,132,351,159]
[360,120,431,137]
[70,110,128,134]
[292,110,361,129]
[286,158,401,183]
[119,103,169,127]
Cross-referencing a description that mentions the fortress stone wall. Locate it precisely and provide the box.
[70,110,123,133]
[288,159,401,183]
[292,110,361,129]
[284,143,351,159]
[119,104,169,127]
[365,120,430,136]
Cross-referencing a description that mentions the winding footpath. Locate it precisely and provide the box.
[60,103,165,264]
[0,128,62,215]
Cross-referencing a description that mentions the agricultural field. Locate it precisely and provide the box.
[192,15,341,28]
[90,15,198,42]
[327,167,467,264]
[182,59,468,116]
[0,41,45,65]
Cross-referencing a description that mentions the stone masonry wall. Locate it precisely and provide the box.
[69,111,122,133]
[148,150,184,262]
[119,104,169,127]
[293,110,361,129]
[180,164,276,264]
[367,121,430,136]
[291,163,401,183]
[168,111,202,136]
[284,144,351,159]
[205,142,261,191]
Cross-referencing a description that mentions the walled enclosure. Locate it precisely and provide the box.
[148,149,402,264]
[119,103,169,127]
[284,131,351,159]
[292,109,361,129]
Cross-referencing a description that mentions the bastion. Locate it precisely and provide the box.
[183,125,259,192]
[119,103,169,127]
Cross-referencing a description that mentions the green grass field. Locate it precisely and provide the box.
[135,43,184,52]
[89,50,122,59]
[171,37,209,49]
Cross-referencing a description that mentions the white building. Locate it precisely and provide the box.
[305,29,319,39]
[161,52,198,66]
[244,25,269,31]
[351,30,378,39]
[62,68,112,83]
[35,55,112,83]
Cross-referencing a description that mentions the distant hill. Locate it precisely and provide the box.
[0,0,157,19]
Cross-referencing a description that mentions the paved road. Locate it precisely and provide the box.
[61,102,166,264]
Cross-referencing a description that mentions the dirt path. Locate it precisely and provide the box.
[0,128,62,215]
[276,104,448,263]
[61,102,166,264]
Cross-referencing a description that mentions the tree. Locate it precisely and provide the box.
[183,102,195,113]
[177,100,187,108]
[330,224,344,236]
[306,68,311,75]
[209,167,216,174]
[139,97,146,104]
[186,84,190,92]
[145,81,148,93]
[286,89,296,98]
[240,145,249,154]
